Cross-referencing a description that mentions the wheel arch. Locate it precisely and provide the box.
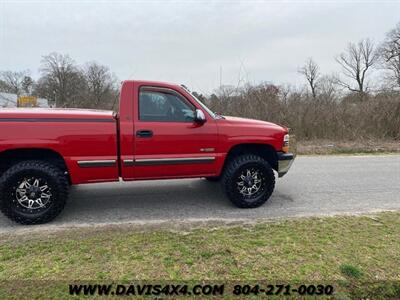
[220,143,278,175]
[0,148,70,184]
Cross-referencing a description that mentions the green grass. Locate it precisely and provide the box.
[340,264,363,279]
[0,212,399,299]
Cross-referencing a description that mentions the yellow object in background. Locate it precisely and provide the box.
[17,96,38,107]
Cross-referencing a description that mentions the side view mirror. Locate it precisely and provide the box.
[194,109,206,123]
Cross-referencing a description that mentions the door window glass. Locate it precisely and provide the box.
[139,89,195,122]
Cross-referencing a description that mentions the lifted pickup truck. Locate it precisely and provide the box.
[0,80,295,224]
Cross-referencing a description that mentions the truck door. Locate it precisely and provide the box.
[131,85,218,179]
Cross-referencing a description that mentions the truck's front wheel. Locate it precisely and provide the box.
[222,154,275,208]
[0,160,69,225]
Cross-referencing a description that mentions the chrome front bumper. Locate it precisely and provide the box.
[277,152,295,177]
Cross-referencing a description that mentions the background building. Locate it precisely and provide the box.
[0,93,50,108]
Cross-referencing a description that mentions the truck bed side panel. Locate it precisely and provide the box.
[0,119,119,184]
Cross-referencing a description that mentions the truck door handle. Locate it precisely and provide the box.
[136,130,153,138]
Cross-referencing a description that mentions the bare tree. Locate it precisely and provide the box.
[83,62,118,109]
[298,58,320,98]
[335,38,379,93]
[0,70,32,97]
[36,52,85,107]
[379,22,400,88]
[318,74,339,100]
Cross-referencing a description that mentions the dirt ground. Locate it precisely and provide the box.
[297,139,400,155]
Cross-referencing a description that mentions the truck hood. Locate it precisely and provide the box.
[0,108,115,120]
[222,116,287,132]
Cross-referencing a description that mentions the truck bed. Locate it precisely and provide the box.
[0,108,119,184]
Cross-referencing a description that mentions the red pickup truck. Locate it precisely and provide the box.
[0,80,295,224]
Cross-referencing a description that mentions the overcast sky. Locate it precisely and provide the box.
[1,0,399,94]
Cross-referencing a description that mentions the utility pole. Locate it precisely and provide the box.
[219,66,222,89]
[53,90,57,108]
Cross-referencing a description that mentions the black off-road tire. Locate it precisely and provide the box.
[222,154,275,208]
[205,176,220,182]
[0,160,69,225]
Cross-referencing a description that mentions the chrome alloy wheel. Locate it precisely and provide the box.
[15,177,52,210]
[236,168,263,196]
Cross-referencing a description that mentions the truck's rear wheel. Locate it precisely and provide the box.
[222,154,275,208]
[0,160,69,225]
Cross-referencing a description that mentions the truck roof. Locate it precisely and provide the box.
[122,80,182,89]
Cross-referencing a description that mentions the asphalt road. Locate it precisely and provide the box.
[1,155,399,233]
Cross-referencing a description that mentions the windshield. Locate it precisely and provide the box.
[181,85,217,119]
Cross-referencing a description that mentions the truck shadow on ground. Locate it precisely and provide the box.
[57,179,295,223]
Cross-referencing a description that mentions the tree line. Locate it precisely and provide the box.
[0,23,399,141]
[298,22,400,97]
[203,22,400,140]
[0,53,119,109]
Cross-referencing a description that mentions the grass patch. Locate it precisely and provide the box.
[0,212,399,299]
[340,264,363,279]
